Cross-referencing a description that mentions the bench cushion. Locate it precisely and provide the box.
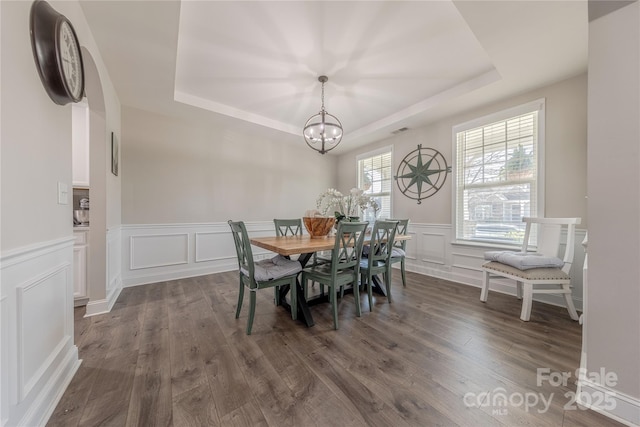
[482,261,570,280]
[484,251,564,270]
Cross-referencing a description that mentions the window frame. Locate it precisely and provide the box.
[356,145,394,221]
[451,99,546,248]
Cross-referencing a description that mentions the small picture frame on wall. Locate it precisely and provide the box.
[111,132,119,176]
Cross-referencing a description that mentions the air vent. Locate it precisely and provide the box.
[392,127,409,135]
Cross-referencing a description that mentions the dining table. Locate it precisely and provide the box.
[250,232,411,327]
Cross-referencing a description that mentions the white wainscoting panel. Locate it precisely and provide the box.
[195,231,234,263]
[403,230,419,261]
[120,222,586,312]
[130,233,189,270]
[108,227,122,293]
[122,222,276,287]
[404,224,586,311]
[17,264,70,401]
[1,293,9,426]
[85,227,124,317]
[1,237,80,427]
[420,230,447,265]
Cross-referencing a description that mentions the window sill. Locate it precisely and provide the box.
[451,239,521,251]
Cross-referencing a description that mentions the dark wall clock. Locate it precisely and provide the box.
[30,0,85,105]
[394,144,451,204]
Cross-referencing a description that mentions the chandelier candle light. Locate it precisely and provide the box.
[303,75,343,155]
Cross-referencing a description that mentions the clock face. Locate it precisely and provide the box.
[58,20,83,101]
[30,0,85,105]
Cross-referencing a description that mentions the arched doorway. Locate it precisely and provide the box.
[80,47,108,313]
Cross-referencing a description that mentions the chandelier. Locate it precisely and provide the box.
[303,76,343,155]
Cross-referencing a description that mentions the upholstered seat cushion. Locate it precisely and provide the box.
[484,251,563,270]
[241,255,301,281]
[482,261,569,280]
[391,248,405,257]
[359,259,385,269]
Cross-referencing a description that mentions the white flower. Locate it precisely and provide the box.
[316,188,343,216]
[314,187,379,220]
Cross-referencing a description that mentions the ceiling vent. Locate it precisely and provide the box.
[392,127,409,135]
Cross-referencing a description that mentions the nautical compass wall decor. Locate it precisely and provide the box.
[394,144,451,204]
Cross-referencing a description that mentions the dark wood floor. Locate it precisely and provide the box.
[48,270,622,427]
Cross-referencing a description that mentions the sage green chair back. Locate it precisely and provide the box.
[387,218,409,287]
[229,220,255,281]
[275,218,327,288]
[360,220,398,308]
[228,220,300,335]
[301,221,368,329]
[274,218,302,236]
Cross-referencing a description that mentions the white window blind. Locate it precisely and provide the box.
[357,148,392,223]
[453,100,544,246]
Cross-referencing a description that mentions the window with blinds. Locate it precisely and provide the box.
[357,147,393,223]
[453,100,545,246]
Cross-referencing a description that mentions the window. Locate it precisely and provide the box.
[357,147,393,223]
[453,99,545,246]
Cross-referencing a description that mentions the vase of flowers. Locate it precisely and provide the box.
[316,187,380,225]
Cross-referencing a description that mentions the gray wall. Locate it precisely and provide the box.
[1,0,121,251]
[337,73,588,227]
[0,0,122,424]
[121,106,339,224]
[587,0,640,402]
[1,1,73,250]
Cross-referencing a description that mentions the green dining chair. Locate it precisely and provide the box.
[301,221,368,330]
[387,218,409,287]
[228,220,302,335]
[274,218,328,299]
[359,220,398,308]
[274,218,303,237]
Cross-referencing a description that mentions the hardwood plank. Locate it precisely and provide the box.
[172,383,219,427]
[219,400,269,427]
[46,364,98,427]
[167,280,209,399]
[77,350,139,427]
[125,282,173,427]
[256,333,366,427]
[189,297,254,418]
[47,271,625,427]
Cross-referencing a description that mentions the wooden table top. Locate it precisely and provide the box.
[250,234,410,257]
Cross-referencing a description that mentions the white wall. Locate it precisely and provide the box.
[0,0,122,424]
[582,2,640,425]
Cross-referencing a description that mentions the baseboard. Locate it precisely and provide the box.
[18,345,80,427]
[84,281,122,317]
[401,262,583,312]
[577,378,640,427]
[73,296,89,307]
[122,262,236,288]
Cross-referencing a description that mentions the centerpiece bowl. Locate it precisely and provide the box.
[303,216,336,238]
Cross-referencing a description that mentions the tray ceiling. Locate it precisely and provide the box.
[80,0,587,153]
